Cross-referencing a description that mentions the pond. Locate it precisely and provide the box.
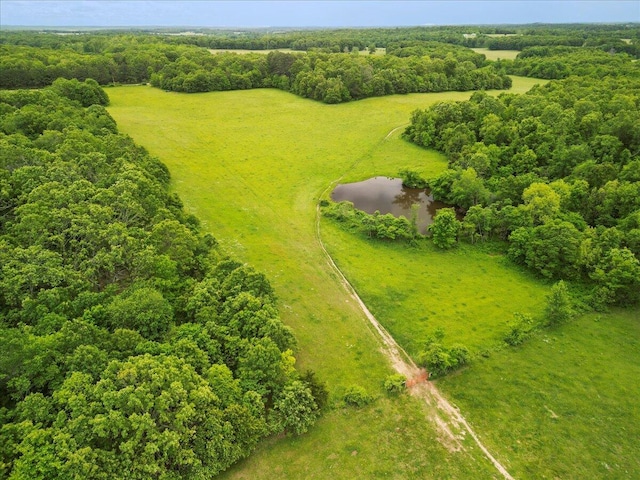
[330,177,453,234]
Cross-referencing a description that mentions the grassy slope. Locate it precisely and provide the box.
[438,309,640,479]
[108,85,505,478]
[321,224,548,356]
[107,77,640,478]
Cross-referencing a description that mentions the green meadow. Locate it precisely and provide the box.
[439,308,640,479]
[472,47,521,61]
[107,78,639,478]
[208,48,295,54]
[321,224,548,356]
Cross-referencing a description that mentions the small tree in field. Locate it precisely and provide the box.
[429,208,460,249]
[545,280,574,326]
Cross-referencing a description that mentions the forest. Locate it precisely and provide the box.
[0,82,323,478]
[403,74,640,308]
[1,23,640,479]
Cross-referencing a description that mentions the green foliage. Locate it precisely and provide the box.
[300,370,329,410]
[106,287,174,341]
[323,201,417,242]
[416,329,470,377]
[342,385,373,407]
[0,87,315,477]
[507,46,639,79]
[504,312,536,346]
[0,31,511,102]
[398,169,428,188]
[406,71,640,306]
[50,78,109,107]
[383,374,407,394]
[544,281,574,326]
[429,207,461,249]
[417,341,470,377]
[10,355,267,478]
[270,380,318,435]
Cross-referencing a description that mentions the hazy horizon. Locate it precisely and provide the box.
[2,1,639,28]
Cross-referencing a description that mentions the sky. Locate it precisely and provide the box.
[1,1,639,28]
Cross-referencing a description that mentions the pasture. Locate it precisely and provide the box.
[472,47,520,60]
[209,48,295,54]
[107,77,638,478]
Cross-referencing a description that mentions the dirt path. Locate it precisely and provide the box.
[315,126,515,480]
[383,123,409,141]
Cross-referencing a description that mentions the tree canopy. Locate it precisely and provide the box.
[404,57,640,307]
[0,84,319,478]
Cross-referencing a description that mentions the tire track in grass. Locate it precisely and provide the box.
[315,125,515,480]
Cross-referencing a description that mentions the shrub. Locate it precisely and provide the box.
[301,370,329,409]
[504,312,535,346]
[545,280,574,326]
[383,374,407,394]
[417,330,470,377]
[343,385,373,407]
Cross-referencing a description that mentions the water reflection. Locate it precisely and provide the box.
[331,177,452,234]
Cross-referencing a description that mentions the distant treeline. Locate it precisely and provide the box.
[0,35,512,103]
[150,49,511,102]
[404,75,640,307]
[3,24,637,54]
[1,26,638,99]
[0,83,323,478]
[502,46,640,79]
[0,40,187,88]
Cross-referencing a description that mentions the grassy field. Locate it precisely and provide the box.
[472,47,520,61]
[107,77,639,478]
[209,48,295,54]
[321,224,549,356]
[439,308,640,478]
[108,84,509,478]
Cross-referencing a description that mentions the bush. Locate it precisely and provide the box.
[545,280,574,326]
[383,374,407,394]
[416,329,470,377]
[504,312,535,346]
[343,385,373,407]
[301,370,329,409]
[399,169,428,188]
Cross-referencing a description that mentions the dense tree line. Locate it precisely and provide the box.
[0,40,194,88]
[151,49,511,102]
[0,85,322,478]
[5,24,628,54]
[484,32,640,57]
[501,46,640,80]
[0,34,510,102]
[3,27,638,101]
[403,73,640,307]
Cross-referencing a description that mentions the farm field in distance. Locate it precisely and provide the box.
[471,47,520,60]
[107,76,640,478]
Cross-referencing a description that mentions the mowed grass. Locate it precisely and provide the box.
[438,308,640,479]
[472,47,520,61]
[220,394,497,479]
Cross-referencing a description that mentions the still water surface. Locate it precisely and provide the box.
[331,177,451,234]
